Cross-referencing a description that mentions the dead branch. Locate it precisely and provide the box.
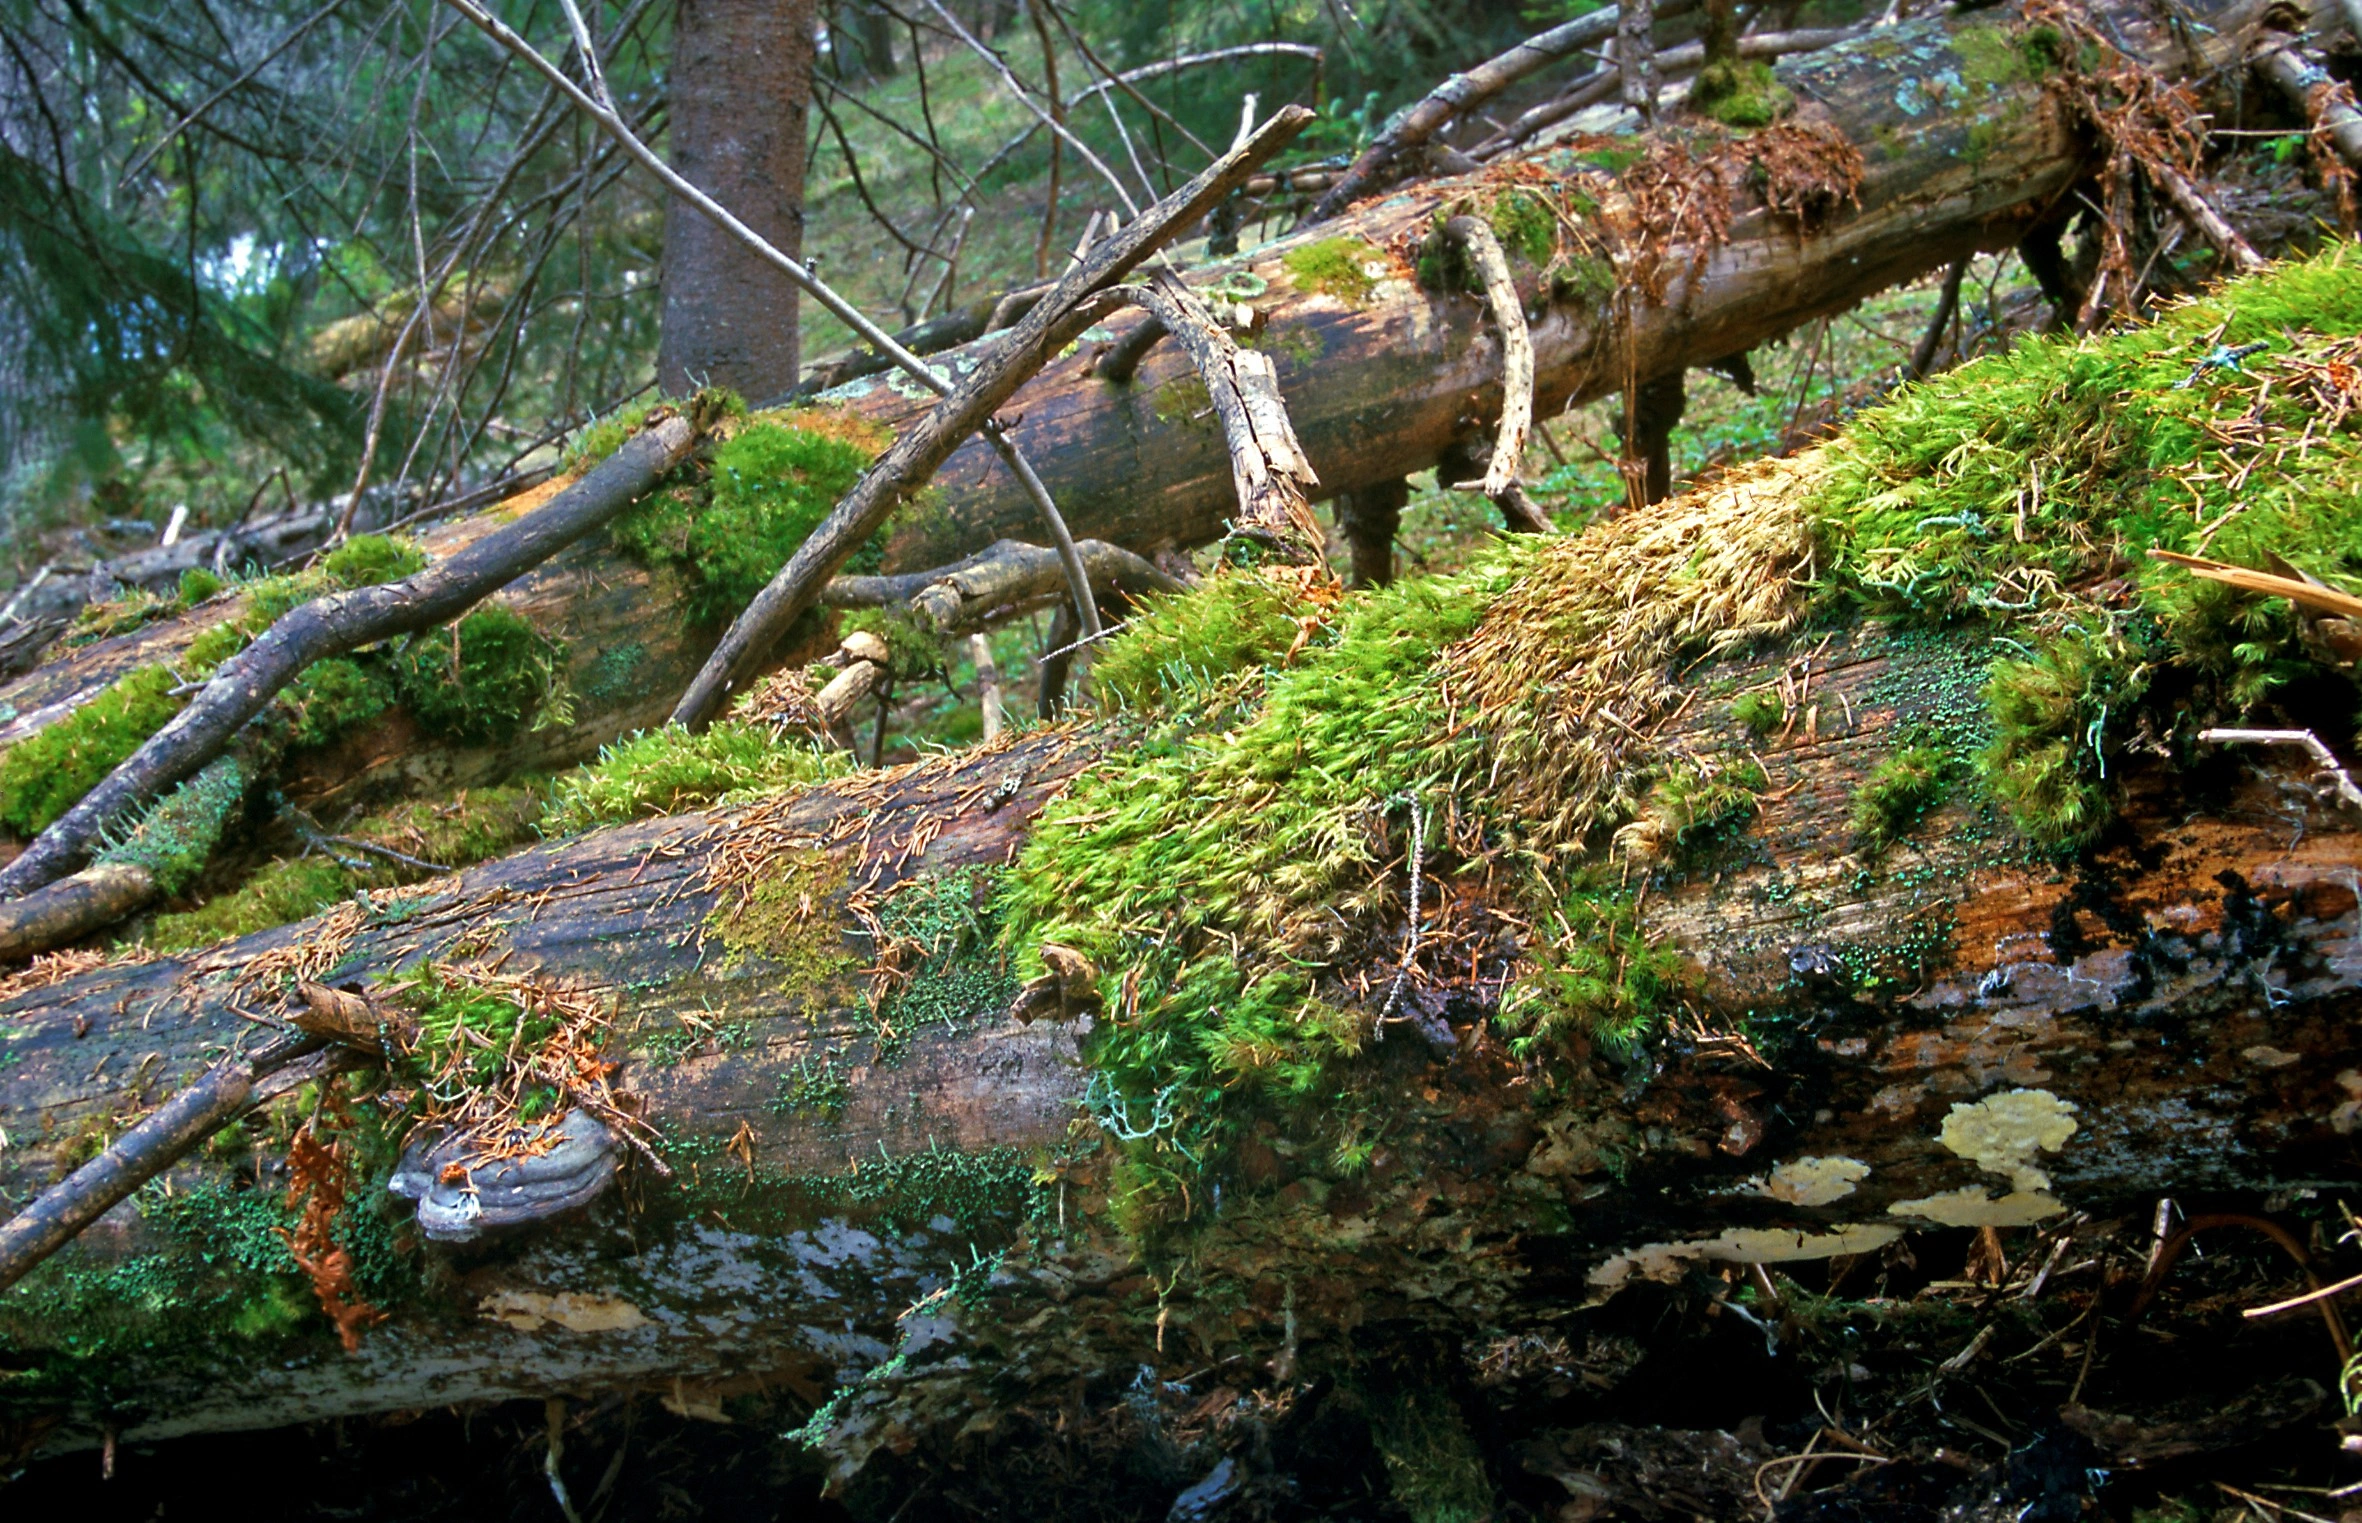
[0,412,702,901]
[0,1031,365,1294]
[1907,258,1969,380]
[670,106,1313,729]
[1099,272,1325,549]
[1305,3,1694,224]
[823,538,1181,635]
[1442,217,1544,523]
[2257,36,2362,171]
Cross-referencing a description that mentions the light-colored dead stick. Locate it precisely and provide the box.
[2199,727,2362,811]
[1442,216,1545,526]
[971,634,1005,742]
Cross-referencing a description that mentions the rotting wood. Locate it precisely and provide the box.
[1441,217,1543,525]
[1100,271,1325,550]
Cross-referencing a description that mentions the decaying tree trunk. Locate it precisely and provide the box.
[0,0,2264,833]
[0,573,2353,1480]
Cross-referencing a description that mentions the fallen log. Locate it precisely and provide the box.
[0,0,2262,843]
[4,239,2360,1498]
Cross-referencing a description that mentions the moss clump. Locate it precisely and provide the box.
[839,607,939,680]
[1851,745,1956,855]
[1090,570,1311,712]
[1280,237,1383,304]
[1952,22,2036,91]
[1979,622,2153,848]
[141,786,544,952]
[1812,249,2362,843]
[0,665,185,835]
[1497,869,1689,1055]
[609,417,876,625]
[392,605,563,744]
[544,722,844,835]
[1367,1378,1496,1523]
[177,567,224,606]
[872,867,1019,1051]
[1639,756,1767,859]
[710,847,863,1000]
[579,641,649,708]
[96,756,246,896]
[321,534,427,589]
[1486,186,1559,267]
[1730,688,1786,736]
[284,657,393,749]
[1691,59,1792,126]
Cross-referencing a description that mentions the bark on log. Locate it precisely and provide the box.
[0,592,2354,1474]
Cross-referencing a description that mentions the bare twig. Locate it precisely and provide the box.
[2198,728,2362,811]
[1442,217,1547,529]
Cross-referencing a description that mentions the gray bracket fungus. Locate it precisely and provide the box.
[388,1107,619,1243]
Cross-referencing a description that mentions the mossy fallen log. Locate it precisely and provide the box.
[0,0,2262,881]
[2,252,2359,1510]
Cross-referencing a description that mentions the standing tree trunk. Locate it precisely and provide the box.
[657,0,816,397]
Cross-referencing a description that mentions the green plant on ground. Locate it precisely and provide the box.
[320,534,427,589]
[95,756,246,895]
[1691,59,1792,126]
[1730,688,1786,736]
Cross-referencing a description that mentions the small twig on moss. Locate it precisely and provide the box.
[2198,727,2362,811]
[1442,216,1551,533]
[1375,796,1428,1032]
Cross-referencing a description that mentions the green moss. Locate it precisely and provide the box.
[1090,570,1310,712]
[1812,248,2362,846]
[608,417,877,625]
[1978,622,2153,848]
[144,856,352,950]
[283,657,393,749]
[1001,560,1512,1179]
[185,621,250,670]
[391,605,562,744]
[1851,744,1956,854]
[1152,373,1214,430]
[839,607,939,680]
[1280,237,1383,304]
[872,866,1019,1055]
[770,1052,852,1120]
[545,721,843,834]
[563,396,663,471]
[1485,187,1559,267]
[710,847,863,1000]
[321,533,427,589]
[382,962,559,1092]
[141,786,544,951]
[96,756,245,896]
[1730,688,1786,736]
[240,569,334,628]
[579,640,649,708]
[1952,22,2035,91]
[1647,756,1767,857]
[0,665,185,835]
[1497,869,1688,1056]
[1692,59,1793,127]
[1367,1378,1495,1523]
[176,567,223,606]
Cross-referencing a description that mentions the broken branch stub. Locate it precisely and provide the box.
[669,104,1314,731]
[823,538,1181,636]
[0,411,703,902]
[1104,271,1324,552]
[1441,216,1543,520]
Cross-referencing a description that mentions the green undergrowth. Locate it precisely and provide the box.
[0,1157,413,1400]
[1850,745,1956,856]
[1811,245,2362,845]
[390,605,568,745]
[140,784,545,952]
[0,664,186,834]
[1495,868,1689,1056]
[95,755,247,896]
[544,721,847,836]
[607,411,881,625]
